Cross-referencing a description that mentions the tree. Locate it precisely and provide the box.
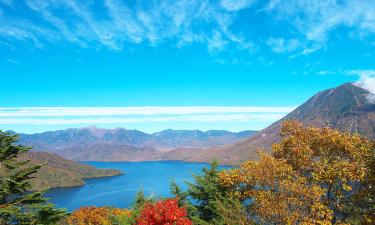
[187,160,229,224]
[126,190,154,224]
[170,181,189,208]
[220,121,374,224]
[170,160,242,224]
[67,206,111,225]
[359,143,375,224]
[0,130,67,224]
[213,196,248,225]
[137,198,192,225]
[220,152,332,224]
[274,120,374,223]
[109,208,132,225]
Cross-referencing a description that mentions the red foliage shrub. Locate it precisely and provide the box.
[137,198,192,225]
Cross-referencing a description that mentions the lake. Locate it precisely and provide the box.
[45,161,230,212]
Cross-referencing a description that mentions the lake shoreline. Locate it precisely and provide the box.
[44,161,231,212]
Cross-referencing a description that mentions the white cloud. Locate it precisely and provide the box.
[207,31,228,53]
[351,69,375,103]
[5,58,23,66]
[267,38,300,53]
[0,106,295,125]
[0,0,255,52]
[220,0,257,11]
[0,106,295,117]
[350,69,375,78]
[0,113,287,125]
[1,0,373,55]
[266,0,375,52]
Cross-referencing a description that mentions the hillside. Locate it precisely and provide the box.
[51,143,163,161]
[177,83,375,164]
[18,152,122,190]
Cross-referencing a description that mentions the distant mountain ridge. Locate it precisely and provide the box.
[13,128,256,161]
[15,128,255,150]
[174,83,375,164]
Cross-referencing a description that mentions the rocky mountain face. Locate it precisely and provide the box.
[177,83,375,165]
[14,128,255,161]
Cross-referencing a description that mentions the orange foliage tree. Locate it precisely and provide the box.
[137,198,192,225]
[220,120,374,224]
[67,206,131,225]
[220,152,332,224]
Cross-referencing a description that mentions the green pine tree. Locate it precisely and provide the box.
[126,190,154,224]
[170,160,235,224]
[187,160,228,223]
[0,131,67,225]
[170,161,249,224]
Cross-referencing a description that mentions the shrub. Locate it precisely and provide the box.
[67,206,130,225]
[137,198,192,225]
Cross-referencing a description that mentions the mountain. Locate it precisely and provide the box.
[14,128,255,161]
[152,129,253,149]
[178,83,375,165]
[16,152,122,190]
[17,128,255,150]
[51,143,163,161]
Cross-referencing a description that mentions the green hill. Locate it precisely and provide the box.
[17,152,122,191]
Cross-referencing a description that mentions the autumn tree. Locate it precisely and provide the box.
[274,120,374,223]
[0,130,67,225]
[220,152,332,224]
[109,208,132,225]
[137,198,192,225]
[220,120,375,224]
[67,206,112,225]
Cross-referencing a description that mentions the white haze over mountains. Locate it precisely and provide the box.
[354,70,375,103]
[0,106,296,133]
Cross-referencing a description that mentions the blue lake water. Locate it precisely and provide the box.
[45,161,230,212]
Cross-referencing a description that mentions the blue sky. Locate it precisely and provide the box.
[0,0,374,133]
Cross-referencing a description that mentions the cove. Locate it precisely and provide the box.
[45,161,230,212]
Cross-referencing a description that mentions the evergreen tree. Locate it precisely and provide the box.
[127,190,153,224]
[212,196,248,225]
[170,180,199,221]
[171,160,232,224]
[0,131,67,225]
[170,181,188,207]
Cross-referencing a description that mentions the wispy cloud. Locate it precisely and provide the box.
[0,106,295,125]
[0,0,254,53]
[266,0,375,54]
[220,0,257,11]
[267,38,300,53]
[0,106,295,116]
[0,0,373,56]
[0,114,288,125]
[5,58,23,66]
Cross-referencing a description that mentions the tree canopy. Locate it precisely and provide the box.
[220,120,375,224]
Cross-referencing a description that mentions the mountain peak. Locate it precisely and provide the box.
[184,82,375,165]
[328,82,369,95]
